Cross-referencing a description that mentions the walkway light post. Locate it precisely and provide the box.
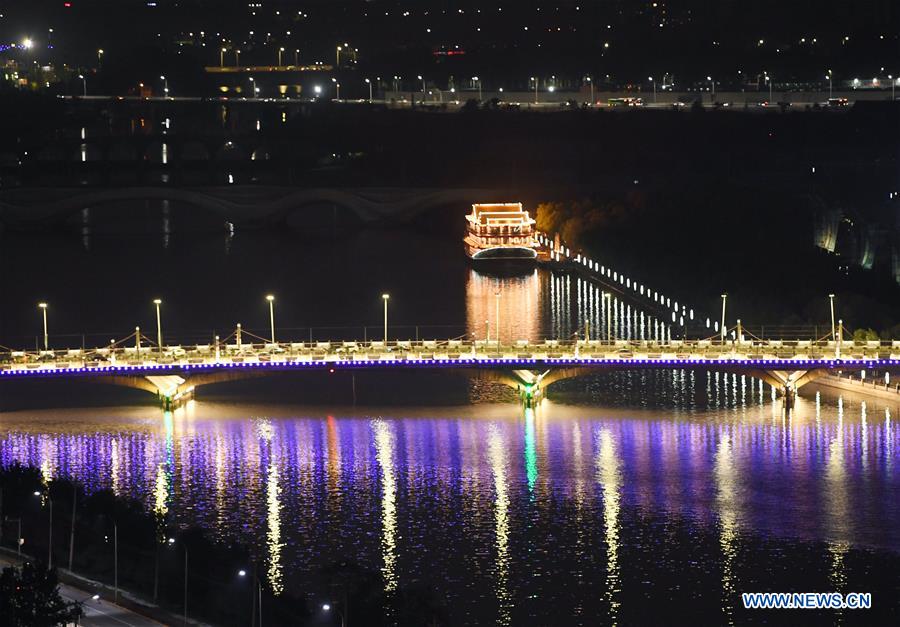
[382,294,390,343]
[38,303,49,350]
[266,295,276,344]
[34,491,52,568]
[586,76,594,105]
[720,294,727,342]
[153,299,163,353]
[828,294,836,342]
[365,78,372,102]
[77,74,86,97]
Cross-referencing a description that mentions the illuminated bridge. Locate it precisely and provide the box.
[2,332,898,409]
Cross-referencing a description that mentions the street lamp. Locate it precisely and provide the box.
[336,45,342,66]
[826,69,833,99]
[22,38,34,50]
[278,46,284,66]
[889,75,895,101]
[220,47,226,67]
[472,76,482,101]
[77,74,86,97]
[365,78,372,102]
[322,603,346,627]
[720,294,727,342]
[417,74,425,93]
[167,537,188,625]
[160,75,169,98]
[586,76,594,105]
[266,295,276,344]
[238,568,262,626]
[649,76,656,104]
[707,75,715,101]
[828,294,836,342]
[314,84,322,97]
[531,76,538,104]
[34,491,52,568]
[382,294,390,343]
[97,49,104,66]
[765,72,773,103]
[153,299,163,353]
[38,302,49,350]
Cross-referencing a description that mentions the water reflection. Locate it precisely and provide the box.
[0,392,897,622]
[465,269,674,342]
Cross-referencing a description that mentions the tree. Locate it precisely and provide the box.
[0,562,82,627]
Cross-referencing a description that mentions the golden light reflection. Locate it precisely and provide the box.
[487,424,512,626]
[714,433,739,626]
[466,269,541,341]
[153,463,169,516]
[326,416,342,508]
[595,428,621,624]
[111,439,120,496]
[825,398,850,595]
[265,454,284,595]
[373,419,398,593]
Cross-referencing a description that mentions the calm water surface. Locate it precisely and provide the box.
[0,386,898,625]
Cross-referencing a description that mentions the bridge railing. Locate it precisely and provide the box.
[1,338,898,369]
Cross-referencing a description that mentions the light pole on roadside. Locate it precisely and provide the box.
[586,76,594,105]
[266,295,276,344]
[382,294,390,343]
[38,303,49,350]
[78,74,86,97]
[365,78,372,102]
[160,75,169,98]
[34,491,52,568]
[649,76,656,103]
[220,47,226,67]
[707,75,715,102]
[278,46,284,66]
[531,76,538,104]
[720,294,728,342]
[322,603,346,627]
[827,69,833,99]
[472,76,482,101]
[153,299,163,353]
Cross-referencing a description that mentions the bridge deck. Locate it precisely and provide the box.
[2,339,898,379]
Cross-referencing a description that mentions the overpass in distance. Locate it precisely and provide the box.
[2,335,898,409]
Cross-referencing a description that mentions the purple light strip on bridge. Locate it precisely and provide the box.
[0,357,897,380]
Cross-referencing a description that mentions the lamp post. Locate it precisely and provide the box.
[827,69,833,99]
[266,295,276,344]
[828,293,836,342]
[239,568,263,627]
[97,49,104,66]
[472,76,482,101]
[417,74,425,94]
[532,76,538,104]
[720,293,727,342]
[294,49,299,66]
[278,46,284,66]
[235,49,241,66]
[365,78,372,102]
[649,76,656,103]
[322,603,346,627]
[890,74,895,101]
[336,45,342,67]
[78,74,86,97]
[160,75,169,98]
[220,47,226,67]
[153,299,163,353]
[382,294,390,343]
[707,75,715,102]
[586,76,594,105]
[38,302,48,350]
[332,78,340,100]
[34,491,52,568]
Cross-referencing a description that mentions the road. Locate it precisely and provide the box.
[60,586,163,627]
[0,554,163,627]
